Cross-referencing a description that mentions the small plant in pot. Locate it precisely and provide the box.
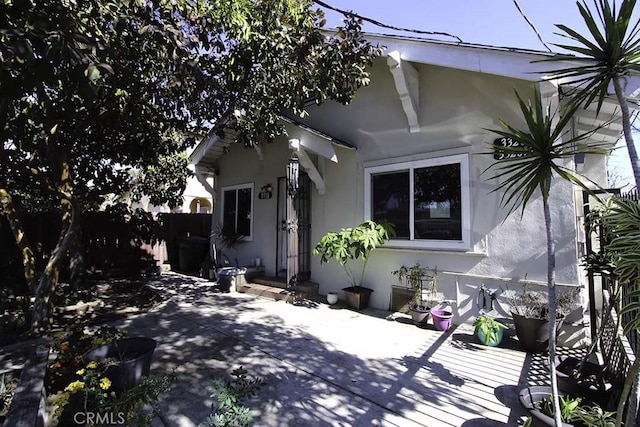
[473,314,508,346]
[313,220,395,310]
[519,386,616,427]
[507,282,579,353]
[391,263,437,325]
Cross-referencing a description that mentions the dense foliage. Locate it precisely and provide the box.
[0,0,380,330]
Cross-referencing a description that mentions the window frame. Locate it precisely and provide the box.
[364,153,471,251]
[220,182,254,242]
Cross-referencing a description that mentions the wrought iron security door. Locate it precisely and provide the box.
[279,156,311,287]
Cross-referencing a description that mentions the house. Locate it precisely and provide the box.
[189,33,638,330]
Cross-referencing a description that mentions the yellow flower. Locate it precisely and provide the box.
[91,337,105,346]
[51,392,70,418]
[76,368,85,376]
[64,380,84,393]
[87,361,98,369]
[100,377,111,390]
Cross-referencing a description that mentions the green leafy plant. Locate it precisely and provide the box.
[46,325,128,393]
[507,282,580,320]
[484,86,607,424]
[597,197,640,425]
[472,315,508,345]
[391,263,437,310]
[540,394,582,423]
[539,0,640,188]
[200,366,264,427]
[313,220,395,289]
[575,404,616,427]
[528,394,616,427]
[111,374,178,427]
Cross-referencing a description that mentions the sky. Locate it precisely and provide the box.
[318,0,638,189]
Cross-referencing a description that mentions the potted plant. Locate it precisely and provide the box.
[507,283,579,353]
[83,337,157,393]
[313,220,395,310]
[391,263,437,324]
[519,386,616,427]
[473,314,508,346]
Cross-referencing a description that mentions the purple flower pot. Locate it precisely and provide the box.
[431,309,453,331]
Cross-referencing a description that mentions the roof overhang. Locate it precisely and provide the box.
[188,116,354,170]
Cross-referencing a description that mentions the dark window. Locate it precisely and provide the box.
[222,185,253,239]
[368,158,466,245]
[414,164,461,240]
[371,171,410,238]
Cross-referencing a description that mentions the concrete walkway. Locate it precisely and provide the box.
[113,272,539,427]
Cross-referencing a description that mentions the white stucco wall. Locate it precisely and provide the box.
[211,57,584,324]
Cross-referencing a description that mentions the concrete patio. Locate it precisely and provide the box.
[112,272,554,427]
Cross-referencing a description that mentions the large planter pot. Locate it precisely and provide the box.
[342,286,373,310]
[409,306,430,325]
[556,356,617,409]
[519,386,573,427]
[476,327,504,347]
[512,312,564,353]
[430,309,453,331]
[83,337,157,393]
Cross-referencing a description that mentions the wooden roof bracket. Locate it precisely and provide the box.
[387,50,420,133]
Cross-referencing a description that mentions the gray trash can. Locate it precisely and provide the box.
[217,267,247,292]
[176,236,209,272]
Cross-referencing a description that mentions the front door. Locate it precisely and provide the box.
[275,158,311,285]
[276,177,288,278]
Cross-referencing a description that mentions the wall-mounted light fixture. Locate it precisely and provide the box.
[259,183,273,199]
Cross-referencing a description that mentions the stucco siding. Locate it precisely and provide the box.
[211,58,582,321]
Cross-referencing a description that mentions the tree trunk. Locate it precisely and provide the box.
[0,188,37,294]
[31,160,78,333]
[543,196,562,427]
[68,215,86,290]
[612,76,640,189]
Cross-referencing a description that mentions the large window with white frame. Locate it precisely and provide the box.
[221,183,254,241]
[364,153,470,250]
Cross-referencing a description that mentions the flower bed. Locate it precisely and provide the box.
[45,325,174,425]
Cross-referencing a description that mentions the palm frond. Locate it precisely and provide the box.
[483,88,609,217]
[535,0,640,114]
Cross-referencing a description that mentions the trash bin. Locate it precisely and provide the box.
[217,267,247,292]
[177,236,209,272]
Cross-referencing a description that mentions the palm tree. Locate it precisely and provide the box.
[541,0,640,189]
[485,89,607,426]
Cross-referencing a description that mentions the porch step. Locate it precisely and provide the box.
[237,277,319,302]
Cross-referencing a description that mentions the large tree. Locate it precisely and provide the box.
[542,0,640,189]
[0,0,380,332]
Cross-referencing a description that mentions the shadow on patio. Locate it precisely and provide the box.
[113,272,536,426]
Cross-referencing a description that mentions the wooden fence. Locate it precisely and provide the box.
[0,212,212,284]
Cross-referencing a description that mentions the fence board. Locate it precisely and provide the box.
[0,212,212,280]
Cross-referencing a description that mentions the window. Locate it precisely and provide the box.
[364,154,470,250]
[221,183,253,240]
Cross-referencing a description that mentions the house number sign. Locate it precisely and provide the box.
[493,137,527,160]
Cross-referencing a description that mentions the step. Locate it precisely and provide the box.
[237,278,319,302]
